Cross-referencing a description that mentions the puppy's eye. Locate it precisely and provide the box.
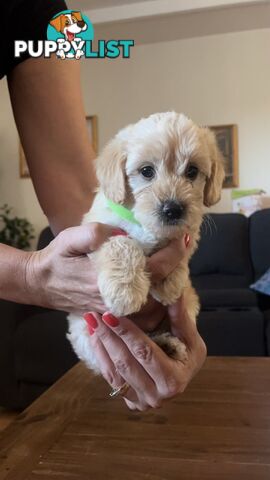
[65,19,70,26]
[140,166,155,179]
[185,164,199,181]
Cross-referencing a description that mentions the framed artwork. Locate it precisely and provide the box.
[19,143,30,178]
[86,115,98,154]
[209,124,239,188]
[19,116,98,178]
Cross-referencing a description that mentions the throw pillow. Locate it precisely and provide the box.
[250,268,270,296]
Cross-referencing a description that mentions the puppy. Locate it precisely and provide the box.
[50,11,87,59]
[68,112,224,373]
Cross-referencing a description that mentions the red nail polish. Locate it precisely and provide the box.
[111,229,128,237]
[103,313,119,328]
[184,234,191,248]
[88,326,95,336]
[83,313,98,330]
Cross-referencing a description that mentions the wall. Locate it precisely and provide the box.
[0,79,47,239]
[82,27,270,213]
[0,27,269,236]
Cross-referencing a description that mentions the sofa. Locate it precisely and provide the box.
[190,210,270,356]
[1,209,270,410]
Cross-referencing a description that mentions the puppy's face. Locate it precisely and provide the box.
[96,112,225,239]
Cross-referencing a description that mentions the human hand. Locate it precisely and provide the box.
[84,294,206,411]
[25,222,189,316]
[24,223,121,314]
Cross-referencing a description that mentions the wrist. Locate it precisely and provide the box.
[24,246,55,308]
[0,244,37,305]
[23,249,45,306]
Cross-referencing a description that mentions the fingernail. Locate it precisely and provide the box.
[83,313,98,332]
[103,313,119,327]
[111,229,128,237]
[184,234,191,248]
[88,326,95,336]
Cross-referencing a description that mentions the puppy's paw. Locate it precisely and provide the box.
[67,314,101,374]
[96,236,151,317]
[103,285,150,317]
[150,275,185,306]
[151,332,188,362]
[151,279,182,305]
[150,264,188,306]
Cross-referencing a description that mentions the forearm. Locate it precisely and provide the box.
[0,244,33,304]
[0,223,117,312]
[8,57,96,234]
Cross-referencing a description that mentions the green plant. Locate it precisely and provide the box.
[0,204,35,250]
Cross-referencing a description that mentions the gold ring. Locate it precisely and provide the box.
[109,382,130,398]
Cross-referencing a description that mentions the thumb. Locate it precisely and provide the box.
[57,223,125,256]
[147,237,187,282]
[168,295,198,347]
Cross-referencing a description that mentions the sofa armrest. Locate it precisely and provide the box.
[0,300,51,409]
[0,300,28,408]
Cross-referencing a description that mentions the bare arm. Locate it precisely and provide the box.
[8,57,96,234]
[0,244,32,304]
[0,224,112,309]
[0,56,99,307]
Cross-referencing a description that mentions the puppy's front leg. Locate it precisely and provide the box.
[150,261,189,306]
[93,236,151,317]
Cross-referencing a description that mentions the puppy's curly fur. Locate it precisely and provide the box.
[68,112,224,372]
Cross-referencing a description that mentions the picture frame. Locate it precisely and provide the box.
[209,124,239,188]
[19,115,98,179]
[19,143,30,178]
[86,115,98,154]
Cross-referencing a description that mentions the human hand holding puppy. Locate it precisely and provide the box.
[24,222,185,325]
[84,294,206,411]
[22,220,206,411]
[80,230,207,412]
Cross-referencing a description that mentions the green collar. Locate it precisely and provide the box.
[106,198,141,226]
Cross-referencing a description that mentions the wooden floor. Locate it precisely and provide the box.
[0,409,17,433]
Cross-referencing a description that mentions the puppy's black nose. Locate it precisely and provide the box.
[161,200,185,223]
[77,20,85,28]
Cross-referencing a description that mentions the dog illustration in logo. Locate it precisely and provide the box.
[50,11,88,59]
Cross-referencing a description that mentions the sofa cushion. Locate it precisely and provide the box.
[197,288,258,309]
[249,208,270,280]
[198,307,266,356]
[190,213,253,285]
[0,301,30,409]
[192,274,252,290]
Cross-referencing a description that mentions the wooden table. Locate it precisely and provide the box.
[0,357,270,479]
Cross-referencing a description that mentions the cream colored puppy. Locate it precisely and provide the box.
[68,112,224,372]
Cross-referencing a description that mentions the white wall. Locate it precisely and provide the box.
[0,27,269,237]
[0,79,47,240]
[82,28,270,212]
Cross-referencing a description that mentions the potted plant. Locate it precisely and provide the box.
[0,204,35,250]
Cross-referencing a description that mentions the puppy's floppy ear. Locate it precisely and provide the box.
[95,138,127,204]
[203,128,225,207]
[50,14,64,32]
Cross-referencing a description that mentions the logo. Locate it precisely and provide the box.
[15,10,134,60]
